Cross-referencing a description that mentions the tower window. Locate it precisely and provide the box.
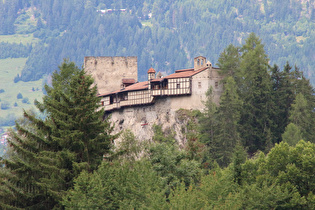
[198,82,201,88]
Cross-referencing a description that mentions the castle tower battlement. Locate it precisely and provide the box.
[84,56,138,95]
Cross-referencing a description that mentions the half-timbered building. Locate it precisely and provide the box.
[97,56,223,112]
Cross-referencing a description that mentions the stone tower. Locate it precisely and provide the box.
[84,56,138,95]
[194,56,207,70]
[147,67,156,80]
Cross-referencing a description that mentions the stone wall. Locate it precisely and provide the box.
[84,56,138,95]
[106,66,223,144]
[108,97,193,146]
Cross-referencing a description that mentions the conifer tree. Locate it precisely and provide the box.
[287,93,315,142]
[216,44,241,79]
[0,60,115,209]
[282,123,303,146]
[214,76,242,166]
[238,33,274,153]
[292,65,315,108]
[270,63,295,143]
[199,87,218,166]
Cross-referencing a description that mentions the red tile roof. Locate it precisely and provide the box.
[99,66,210,97]
[147,67,156,73]
[99,81,149,96]
[175,68,194,73]
[164,67,208,79]
[122,78,136,84]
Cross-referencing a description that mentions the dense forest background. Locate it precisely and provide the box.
[0,0,314,83]
[1,0,315,205]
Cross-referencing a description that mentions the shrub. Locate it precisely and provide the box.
[22,97,30,104]
[1,101,10,110]
[17,93,23,99]
[14,74,21,83]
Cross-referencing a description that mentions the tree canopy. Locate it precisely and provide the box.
[0,60,116,209]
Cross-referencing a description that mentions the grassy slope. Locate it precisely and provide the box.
[0,34,39,44]
[0,58,44,119]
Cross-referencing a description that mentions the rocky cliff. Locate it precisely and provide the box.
[107,97,201,146]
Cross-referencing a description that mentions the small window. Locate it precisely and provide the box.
[215,81,218,88]
[177,83,180,89]
[198,82,201,88]
[101,101,104,106]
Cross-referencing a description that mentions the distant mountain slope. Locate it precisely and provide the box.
[0,0,314,85]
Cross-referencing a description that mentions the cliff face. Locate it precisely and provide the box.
[108,97,200,146]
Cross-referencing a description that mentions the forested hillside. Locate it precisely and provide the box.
[1,1,315,208]
[1,55,315,208]
[0,0,314,84]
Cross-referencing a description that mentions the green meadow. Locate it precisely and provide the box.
[0,58,44,120]
[0,34,39,45]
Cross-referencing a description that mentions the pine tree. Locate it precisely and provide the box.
[214,76,242,167]
[287,93,315,142]
[216,44,241,79]
[199,87,218,166]
[282,123,303,146]
[238,33,274,153]
[270,63,295,143]
[0,60,115,209]
[292,65,315,108]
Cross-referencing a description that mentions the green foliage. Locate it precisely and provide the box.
[0,101,10,110]
[0,60,116,209]
[114,129,147,162]
[282,123,303,146]
[239,141,315,208]
[270,62,295,144]
[21,97,30,104]
[63,160,164,209]
[149,143,200,190]
[199,78,243,167]
[214,77,242,167]
[166,164,241,209]
[175,109,204,161]
[288,93,315,142]
[149,124,201,197]
[152,124,175,145]
[199,87,217,148]
[217,44,241,78]
[52,134,315,209]
[165,141,315,209]
[1,0,314,86]
[238,33,273,153]
[0,42,32,59]
[16,92,23,99]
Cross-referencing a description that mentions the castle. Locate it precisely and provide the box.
[84,56,223,143]
[85,56,223,112]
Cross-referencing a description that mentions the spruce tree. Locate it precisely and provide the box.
[282,123,303,146]
[216,44,241,79]
[287,93,315,142]
[214,76,242,167]
[238,33,274,153]
[270,63,295,144]
[0,60,115,209]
